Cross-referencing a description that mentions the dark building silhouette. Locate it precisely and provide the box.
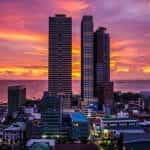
[8,85,26,116]
[94,27,113,110]
[48,14,72,96]
[81,16,94,103]
[39,96,63,137]
[95,82,113,110]
[94,27,110,83]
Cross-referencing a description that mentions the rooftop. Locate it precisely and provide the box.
[102,117,137,122]
[55,14,66,17]
[105,126,144,133]
[26,139,55,147]
[30,143,52,150]
[82,15,93,20]
[8,85,25,90]
[98,27,107,31]
[5,122,26,131]
[123,133,150,144]
[69,112,88,123]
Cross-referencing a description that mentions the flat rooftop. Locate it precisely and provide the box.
[8,85,25,90]
[102,117,137,122]
[123,133,150,144]
[5,122,26,131]
[69,112,88,123]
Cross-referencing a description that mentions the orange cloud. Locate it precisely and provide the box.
[72,48,80,55]
[143,66,150,73]
[0,62,81,80]
[72,72,80,80]
[0,31,47,42]
[112,39,137,49]
[116,67,129,73]
[0,66,47,80]
[58,0,89,13]
[24,46,48,56]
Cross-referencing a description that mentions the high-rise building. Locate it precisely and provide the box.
[94,27,110,84]
[8,85,26,116]
[94,27,113,110]
[81,16,94,103]
[48,14,72,96]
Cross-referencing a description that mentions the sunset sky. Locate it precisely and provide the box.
[0,0,150,81]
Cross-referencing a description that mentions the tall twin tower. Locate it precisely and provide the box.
[48,15,113,109]
[48,15,72,96]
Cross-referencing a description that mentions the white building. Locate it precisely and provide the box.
[3,122,26,145]
[99,117,144,134]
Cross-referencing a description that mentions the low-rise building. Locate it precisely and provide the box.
[123,133,150,150]
[26,139,55,150]
[99,117,144,134]
[39,96,63,138]
[69,112,89,140]
[3,122,26,145]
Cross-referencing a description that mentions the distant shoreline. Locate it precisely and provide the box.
[1,80,150,103]
[0,79,150,81]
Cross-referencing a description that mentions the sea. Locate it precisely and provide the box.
[0,80,150,103]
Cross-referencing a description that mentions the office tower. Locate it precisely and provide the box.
[81,16,94,103]
[94,27,113,110]
[94,27,110,83]
[40,96,63,137]
[48,14,72,96]
[8,85,26,116]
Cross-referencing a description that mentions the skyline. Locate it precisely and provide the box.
[0,0,150,81]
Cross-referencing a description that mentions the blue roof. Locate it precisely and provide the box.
[69,112,88,123]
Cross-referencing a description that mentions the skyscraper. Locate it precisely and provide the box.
[81,16,94,103]
[48,14,72,96]
[8,85,26,116]
[94,27,113,110]
[94,27,110,84]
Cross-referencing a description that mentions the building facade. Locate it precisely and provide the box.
[81,16,94,103]
[40,96,63,137]
[8,86,26,116]
[48,14,72,96]
[94,27,113,110]
[3,122,26,145]
[94,27,110,84]
[69,112,89,140]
